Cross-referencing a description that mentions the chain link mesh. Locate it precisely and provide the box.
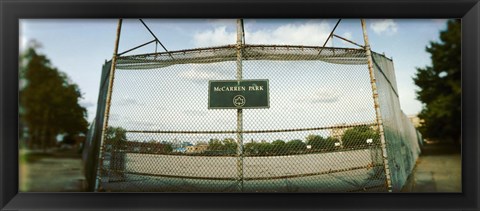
[372,52,422,191]
[88,45,421,192]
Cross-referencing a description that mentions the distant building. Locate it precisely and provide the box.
[126,141,170,154]
[173,147,187,153]
[407,115,423,128]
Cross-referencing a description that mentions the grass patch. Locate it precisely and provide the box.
[23,152,53,163]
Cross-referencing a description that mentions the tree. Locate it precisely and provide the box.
[324,137,340,151]
[105,126,127,146]
[163,144,173,154]
[342,126,379,149]
[244,141,273,155]
[244,142,258,155]
[104,126,127,173]
[271,139,286,154]
[20,46,89,150]
[306,135,325,150]
[206,138,237,155]
[413,20,461,144]
[222,138,237,154]
[255,142,273,155]
[61,134,76,145]
[207,138,223,151]
[285,139,306,153]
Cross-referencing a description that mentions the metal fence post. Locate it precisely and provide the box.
[361,19,393,192]
[236,19,245,192]
[95,18,122,192]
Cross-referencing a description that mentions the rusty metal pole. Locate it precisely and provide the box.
[95,18,123,192]
[236,19,244,192]
[361,19,393,192]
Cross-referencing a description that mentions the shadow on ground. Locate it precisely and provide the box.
[419,142,461,155]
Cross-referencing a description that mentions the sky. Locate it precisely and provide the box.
[19,19,450,142]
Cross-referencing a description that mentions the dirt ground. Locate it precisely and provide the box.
[19,148,87,192]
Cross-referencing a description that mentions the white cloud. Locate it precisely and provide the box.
[183,109,207,116]
[179,69,223,83]
[338,32,353,46]
[370,19,398,35]
[206,19,236,27]
[301,89,341,104]
[193,26,236,48]
[193,20,334,47]
[178,64,229,83]
[125,120,157,128]
[109,113,122,121]
[20,36,27,51]
[79,100,95,108]
[114,96,143,106]
[343,32,352,40]
[246,21,332,46]
[19,22,28,51]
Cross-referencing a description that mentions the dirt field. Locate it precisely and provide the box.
[124,149,381,179]
[101,149,386,192]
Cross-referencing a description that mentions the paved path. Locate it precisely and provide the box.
[402,143,461,192]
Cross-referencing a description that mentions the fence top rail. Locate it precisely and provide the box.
[125,123,376,134]
[115,45,371,70]
[118,44,365,58]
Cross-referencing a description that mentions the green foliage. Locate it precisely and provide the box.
[342,125,379,148]
[324,137,340,151]
[413,20,461,143]
[164,144,173,153]
[306,135,325,150]
[207,138,238,154]
[285,139,306,152]
[207,135,353,156]
[222,138,238,153]
[20,46,89,149]
[105,126,127,143]
[105,126,127,150]
[207,138,223,151]
[61,134,76,145]
[243,142,257,154]
[305,135,339,151]
[271,139,286,154]
[244,141,273,155]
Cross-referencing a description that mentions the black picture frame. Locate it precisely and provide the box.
[1,0,479,210]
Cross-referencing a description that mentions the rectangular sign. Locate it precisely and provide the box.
[208,80,269,109]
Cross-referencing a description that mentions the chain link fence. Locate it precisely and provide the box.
[84,45,421,192]
[372,52,422,191]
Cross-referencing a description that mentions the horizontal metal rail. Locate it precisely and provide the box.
[126,123,376,134]
[108,163,383,181]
